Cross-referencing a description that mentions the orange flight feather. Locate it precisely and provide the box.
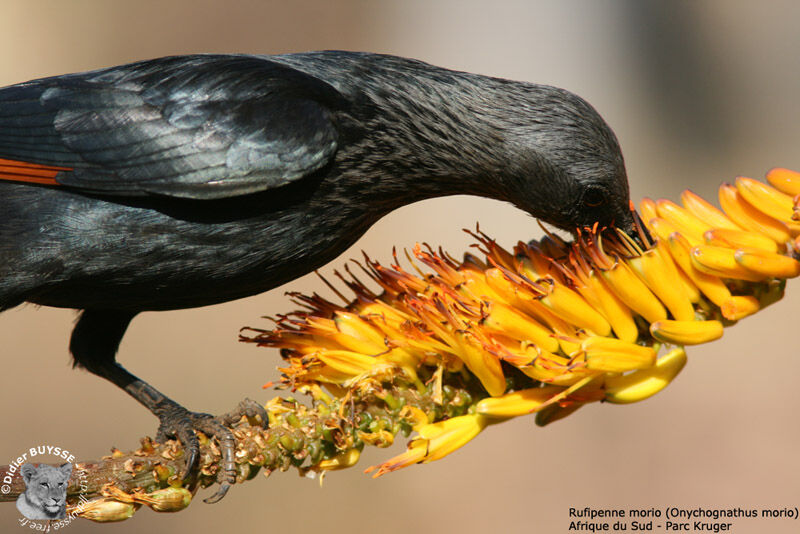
[0,158,71,186]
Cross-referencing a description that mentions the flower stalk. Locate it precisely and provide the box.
[0,367,491,521]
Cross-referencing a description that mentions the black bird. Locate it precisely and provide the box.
[0,51,633,500]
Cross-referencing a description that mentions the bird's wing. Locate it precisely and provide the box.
[0,55,343,199]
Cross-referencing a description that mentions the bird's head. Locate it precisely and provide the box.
[479,83,635,238]
[339,61,635,238]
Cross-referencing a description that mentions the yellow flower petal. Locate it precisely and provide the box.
[335,312,386,347]
[766,167,800,196]
[602,259,668,323]
[585,270,639,343]
[540,281,612,336]
[656,199,710,243]
[366,414,489,477]
[512,296,583,355]
[720,296,760,321]
[316,350,380,376]
[481,301,559,353]
[581,336,657,373]
[604,348,687,404]
[319,449,361,471]
[681,189,741,230]
[631,247,696,321]
[650,319,723,345]
[364,443,426,478]
[703,228,779,253]
[329,331,386,355]
[416,415,487,462]
[667,233,732,307]
[719,184,791,244]
[735,176,795,222]
[734,249,800,278]
[656,240,701,303]
[647,217,701,247]
[639,197,659,224]
[690,244,768,282]
[453,332,507,397]
[476,386,565,418]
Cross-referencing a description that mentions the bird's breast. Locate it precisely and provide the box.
[1,183,371,311]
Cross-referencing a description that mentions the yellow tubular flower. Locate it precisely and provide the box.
[666,232,733,308]
[690,245,769,282]
[650,319,724,345]
[656,240,701,303]
[318,449,361,471]
[507,294,583,355]
[453,333,507,397]
[681,190,741,230]
[640,197,659,224]
[333,312,387,353]
[704,228,779,253]
[316,350,383,376]
[539,281,612,336]
[736,176,795,222]
[766,167,800,196]
[249,167,800,478]
[518,349,597,386]
[581,336,657,372]
[604,348,687,404]
[585,270,639,343]
[734,249,800,278]
[365,414,489,477]
[632,248,696,321]
[719,184,792,244]
[600,260,668,323]
[656,199,711,242]
[646,216,682,243]
[480,301,560,353]
[475,386,566,417]
[720,296,761,321]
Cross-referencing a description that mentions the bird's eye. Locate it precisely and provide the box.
[583,187,606,208]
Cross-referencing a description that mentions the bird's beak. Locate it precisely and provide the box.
[615,205,652,250]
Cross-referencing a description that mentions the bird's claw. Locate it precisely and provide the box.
[217,398,269,428]
[153,397,268,504]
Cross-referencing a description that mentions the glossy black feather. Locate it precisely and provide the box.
[0,55,343,198]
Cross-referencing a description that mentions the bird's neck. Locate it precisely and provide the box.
[273,51,560,216]
[329,76,514,212]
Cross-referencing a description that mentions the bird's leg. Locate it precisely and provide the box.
[69,310,267,503]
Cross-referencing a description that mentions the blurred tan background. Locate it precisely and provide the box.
[1,1,799,532]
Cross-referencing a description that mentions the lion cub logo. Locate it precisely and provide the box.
[15,463,72,520]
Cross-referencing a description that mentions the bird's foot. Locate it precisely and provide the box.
[153,398,268,504]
